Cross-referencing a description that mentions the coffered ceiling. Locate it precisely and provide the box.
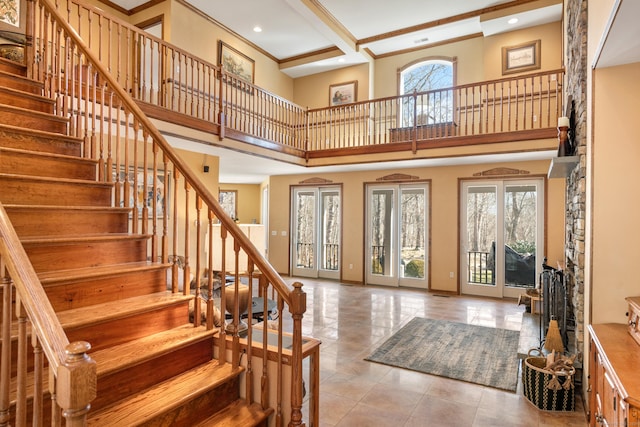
[105,0,562,78]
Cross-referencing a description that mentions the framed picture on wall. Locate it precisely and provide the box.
[329,80,357,106]
[502,39,541,75]
[0,0,25,33]
[112,168,170,219]
[219,190,238,220]
[218,40,254,83]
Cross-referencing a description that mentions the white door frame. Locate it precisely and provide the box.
[460,178,544,299]
[365,182,429,289]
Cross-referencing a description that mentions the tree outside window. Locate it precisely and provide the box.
[399,59,454,128]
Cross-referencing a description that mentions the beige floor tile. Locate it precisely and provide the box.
[290,278,588,427]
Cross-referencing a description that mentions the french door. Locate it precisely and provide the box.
[460,178,544,298]
[291,186,341,279]
[365,183,429,288]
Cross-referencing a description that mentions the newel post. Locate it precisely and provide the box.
[288,282,306,427]
[57,341,96,427]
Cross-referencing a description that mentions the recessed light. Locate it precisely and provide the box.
[337,57,345,63]
[253,26,262,33]
[508,18,518,25]
[414,37,429,44]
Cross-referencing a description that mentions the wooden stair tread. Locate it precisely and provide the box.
[57,291,192,330]
[0,85,55,104]
[86,360,241,426]
[0,146,97,165]
[8,366,51,405]
[0,172,111,186]
[4,204,131,213]
[90,324,217,376]
[20,233,151,245]
[0,69,41,85]
[0,102,70,123]
[37,261,169,284]
[193,400,273,427]
[0,122,82,143]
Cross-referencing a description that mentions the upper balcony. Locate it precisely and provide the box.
[43,1,564,166]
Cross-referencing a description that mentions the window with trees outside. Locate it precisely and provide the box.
[399,58,454,128]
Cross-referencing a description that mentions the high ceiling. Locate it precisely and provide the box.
[109,0,562,78]
[104,0,565,182]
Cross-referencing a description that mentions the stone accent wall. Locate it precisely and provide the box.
[564,0,588,355]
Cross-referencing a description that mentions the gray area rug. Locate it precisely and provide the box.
[365,317,520,392]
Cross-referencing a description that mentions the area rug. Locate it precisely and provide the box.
[365,317,520,392]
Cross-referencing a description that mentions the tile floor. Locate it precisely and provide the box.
[288,278,588,427]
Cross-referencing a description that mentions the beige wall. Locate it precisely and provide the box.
[167,1,293,99]
[217,183,262,224]
[483,21,562,81]
[293,63,370,109]
[292,21,561,108]
[374,37,484,99]
[268,160,565,291]
[591,62,640,324]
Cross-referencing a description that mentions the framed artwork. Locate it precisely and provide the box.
[219,190,237,220]
[218,40,254,83]
[0,0,25,33]
[329,80,357,106]
[112,169,170,218]
[502,40,541,75]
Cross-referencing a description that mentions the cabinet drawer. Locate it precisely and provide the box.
[626,297,640,346]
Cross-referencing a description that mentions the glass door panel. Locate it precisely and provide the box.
[366,183,429,288]
[461,179,543,299]
[292,189,316,278]
[320,190,340,279]
[461,184,500,297]
[291,186,341,279]
[399,187,427,287]
[503,184,538,293]
[367,187,395,285]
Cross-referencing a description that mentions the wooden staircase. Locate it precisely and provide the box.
[0,57,272,425]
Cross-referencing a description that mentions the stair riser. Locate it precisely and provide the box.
[0,150,96,180]
[24,239,148,272]
[151,374,241,427]
[0,89,54,113]
[65,302,191,353]
[0,127,82,156]
[43,269,168,311]
[0,73,41,95]
[90,338,215,412]
[5,392,54,427]
[6,208,129,237]
[0,109,67,133]
[0,177,112,206]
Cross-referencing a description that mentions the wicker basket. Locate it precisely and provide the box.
[522,356,575,411]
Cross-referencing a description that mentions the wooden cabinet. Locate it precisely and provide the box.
[627,297,640,345]
[588,323,640,426]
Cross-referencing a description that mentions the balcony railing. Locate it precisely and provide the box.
[468,250,493,284]
[53,0,563,161]
[3,0,312,425]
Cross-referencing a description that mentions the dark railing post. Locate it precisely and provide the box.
[411,89,418,153]
[218,70,226,140]
[288,282,306,427]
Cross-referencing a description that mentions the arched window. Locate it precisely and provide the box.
[398,58,455,127]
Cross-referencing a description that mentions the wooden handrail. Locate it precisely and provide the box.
[38,0,294,306]
[24,1,310,425]
[0,204,68,372]
[53,0,563,160]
